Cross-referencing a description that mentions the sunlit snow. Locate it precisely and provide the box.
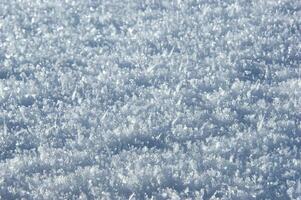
[0,0,300,199]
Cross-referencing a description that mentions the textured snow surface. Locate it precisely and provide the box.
[0,0,300,199]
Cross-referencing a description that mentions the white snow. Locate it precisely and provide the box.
[0,0,300,199]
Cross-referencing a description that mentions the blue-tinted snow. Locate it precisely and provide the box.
[0,0,300,199]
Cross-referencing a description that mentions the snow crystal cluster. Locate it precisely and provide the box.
[0,0,300,199]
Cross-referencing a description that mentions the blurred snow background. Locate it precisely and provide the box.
[0,0,300,199]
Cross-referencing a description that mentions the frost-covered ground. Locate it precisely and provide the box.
[0,0,300,199]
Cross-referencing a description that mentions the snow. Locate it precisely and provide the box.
[0,0,300,199]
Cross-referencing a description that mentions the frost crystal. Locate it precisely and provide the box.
[0,0,300,199]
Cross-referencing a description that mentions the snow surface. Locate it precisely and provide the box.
[0,0,300,199]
